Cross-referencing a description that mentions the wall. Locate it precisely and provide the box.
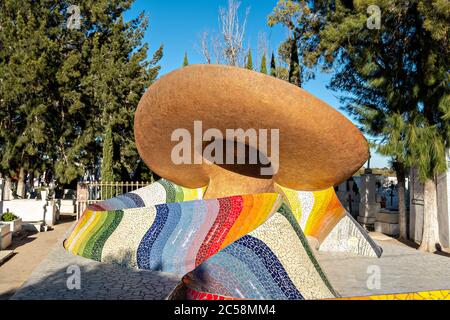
[2,200,57,226]
[410,156,450,247]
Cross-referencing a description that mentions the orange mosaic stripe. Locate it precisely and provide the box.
[304,189,346,243]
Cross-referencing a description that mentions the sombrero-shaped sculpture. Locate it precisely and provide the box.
[64,66,448,300]
[64,65,450,300]
[135,64,369,199]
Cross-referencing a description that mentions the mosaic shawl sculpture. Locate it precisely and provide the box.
[65,65,388,300]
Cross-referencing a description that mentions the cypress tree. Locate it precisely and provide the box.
[270,52,277,77]
[288,35,301,87]
[260,53,267,74]
[245,49,253,70]
[183,52,189,67]
[101,126,114,183]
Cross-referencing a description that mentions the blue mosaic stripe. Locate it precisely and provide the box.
[150,204,182,271]
[195,247,279,299]
[122,192,145,208]
[136,204,170,269]
[97,197,124,210]
[234,236,304,300]
[221,241,287,299]
[162,202,195,274]
[115,194,137,209]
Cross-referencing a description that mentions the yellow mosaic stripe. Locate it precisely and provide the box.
[276,185,346,244]
[181,186,206,201]
[70,212,103,254]
[65,210,94,249]
[275,186,302,221]
[337,290,450,300]
[78,212,109,256]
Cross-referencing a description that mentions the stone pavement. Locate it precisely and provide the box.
[11,223,180,300]
[317,235,450,297]
[0,217,75,300]
[9,227,450,300]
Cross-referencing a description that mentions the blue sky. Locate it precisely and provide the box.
[125,0,390,168]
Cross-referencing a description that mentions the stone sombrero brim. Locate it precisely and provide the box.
[134,64,368,193]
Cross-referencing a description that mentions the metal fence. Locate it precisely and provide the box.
[76,181,152,219]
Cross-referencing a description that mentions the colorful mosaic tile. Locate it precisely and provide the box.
[65,188,341,300]
[65,179,450,300]
[276,185,382,257]
[86,179,205,211]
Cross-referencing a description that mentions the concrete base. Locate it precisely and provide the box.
[376,211,399,224]
[0,225,12,250]
[59,200,76,214]
[357,216,376,224]
[2,200,58,226]
[375,221,399,237]
[358,201,381,230]
[1,218,23,234]
[359,202,381,217]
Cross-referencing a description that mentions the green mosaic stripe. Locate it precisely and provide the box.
[174,184,185,202]
[81,213,115,259]
[78,213,107,257]
[159,179,176,202]
[91,210,124,261]
[278,202,340,298]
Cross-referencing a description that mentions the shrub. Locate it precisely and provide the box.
[1,212,18,222]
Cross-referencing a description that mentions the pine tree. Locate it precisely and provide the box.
[260,53,267,74]
[245,49,253,70]
[270,52,277,77]
[275,41,290,81]
[183,52,189,67]
[0,0,58,194]
[0,0,163,192]
[85,12,163,182]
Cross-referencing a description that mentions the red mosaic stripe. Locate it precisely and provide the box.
[195,196,243,266]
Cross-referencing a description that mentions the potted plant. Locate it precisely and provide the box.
[1,210,22,234]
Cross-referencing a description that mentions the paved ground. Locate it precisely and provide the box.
[11,222,180,300]
[0,217,75,300]
[6,225,450,300]
[317,235,450,297]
